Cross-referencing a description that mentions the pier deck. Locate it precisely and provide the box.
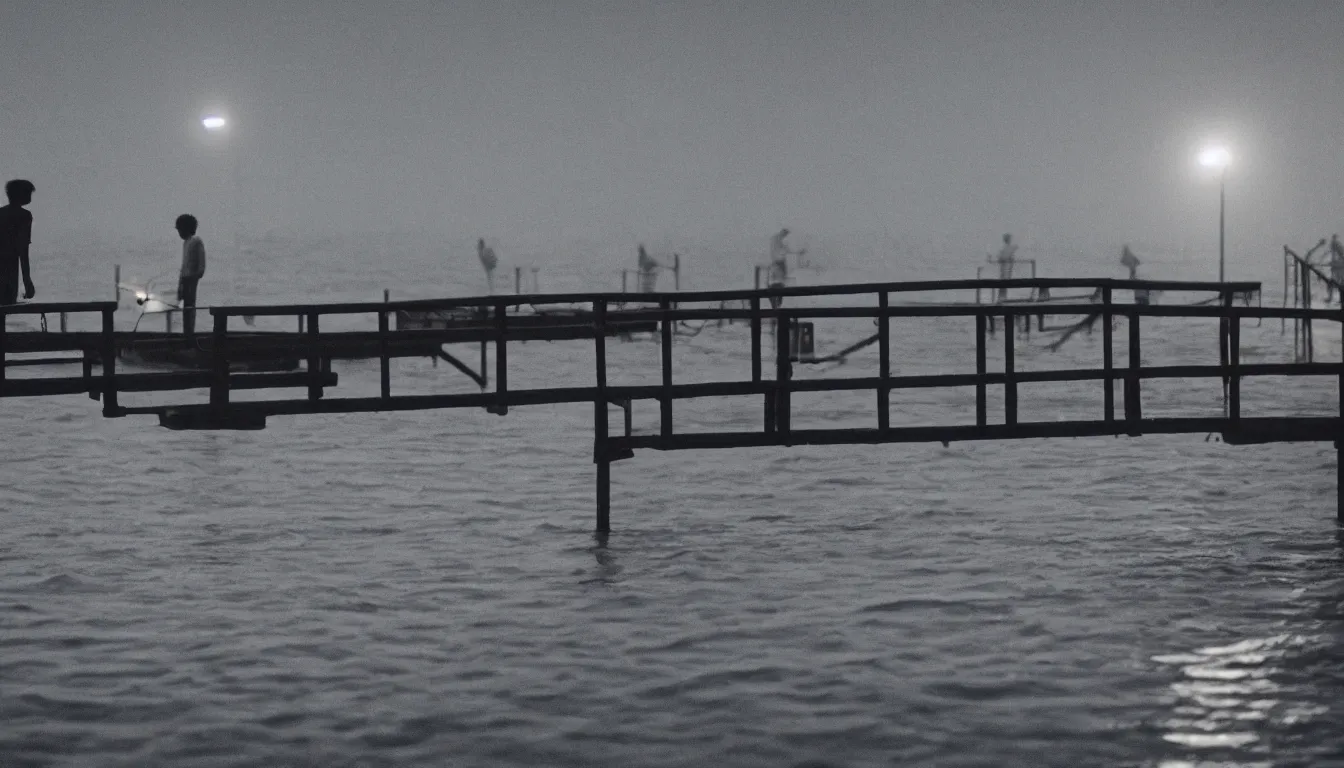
[6,276,1343,531]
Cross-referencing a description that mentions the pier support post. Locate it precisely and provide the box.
[1102,287,1114,424]
[1337,442,1343,524]
[594,300,611,533]
[975,312,986,429]
[878,291,890,432]
[114,265,120,307]
[673,253,681,291]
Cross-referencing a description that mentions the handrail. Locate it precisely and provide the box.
[0,301,118,315]
[211,278,1262,318]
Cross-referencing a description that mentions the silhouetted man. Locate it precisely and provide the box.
[0,179,37,304]
[637,244,661,293]
[1330,234,1344,303]
[477,238,498,292]
[767,228,804,309]
[988,233,1017,301]
[175,214,206,336]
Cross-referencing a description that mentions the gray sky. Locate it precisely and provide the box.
[2,0,1341,261]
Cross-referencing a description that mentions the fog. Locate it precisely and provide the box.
[3,0,1341,270]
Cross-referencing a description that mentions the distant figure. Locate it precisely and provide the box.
[1121,244,1148,305]
[637,244,660,293]
[1330,234,1344,303]
[987,233,1017,301]
[767,228,804,308]
[175,214,206,337]
[0,179,37,304]
[477,238,498,292]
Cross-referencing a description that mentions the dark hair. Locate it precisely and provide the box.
[5,179,35,201]
[175,214,198,235]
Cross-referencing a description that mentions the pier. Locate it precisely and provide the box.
[5,276,1343,531]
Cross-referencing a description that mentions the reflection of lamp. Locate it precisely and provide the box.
[1198,146,1231,282]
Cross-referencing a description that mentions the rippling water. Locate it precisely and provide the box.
[3,237,1343,767]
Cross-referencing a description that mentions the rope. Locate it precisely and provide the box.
[797,332,881,366]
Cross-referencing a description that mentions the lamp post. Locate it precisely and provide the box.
[201,113,239,256]
[1198,146,1231,282]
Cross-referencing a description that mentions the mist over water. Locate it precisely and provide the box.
[2,236,1342,767]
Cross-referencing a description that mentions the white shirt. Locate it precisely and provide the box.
[180,235,206,280]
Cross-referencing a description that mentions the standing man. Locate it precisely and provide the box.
[767,228,804,309]
[477,238,498,292]
[1329,234,1344,304]
[0,179,37,304]
[987,233,1017,301]
[175,214,206,336]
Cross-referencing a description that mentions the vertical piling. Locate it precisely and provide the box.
[660,297,673,444]
[113,265,121,307]
[673,254,681,291]
[754,265,762,291]
[1125,310,1141,434]
[0,310,7,396]
[479,337,488,389]
[1003,311,1017,427]
[378,309,390,399]
[101,308,118,416]
[775,309,791,441]
[1228,309,1240,427]
[515,266,522,295]
[594,299,610,533]
[1102,287,1114,424]
[621,270,627,294]
[210,312,229,415]
[306,313,322,401]
[59,312,67,333]
[494,300,508,415]
[878,291,890,432]
[975,312,987,429]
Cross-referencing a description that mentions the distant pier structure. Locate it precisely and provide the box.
[5,275,1344,532]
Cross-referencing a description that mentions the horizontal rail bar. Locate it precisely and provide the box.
[209,279,1262,317]
[605,303,1338,323]
[0,301,117,315]
[610,416,1343,451]
[1,371,339,398]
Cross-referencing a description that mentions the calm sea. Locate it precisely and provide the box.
[3,235,1342,767]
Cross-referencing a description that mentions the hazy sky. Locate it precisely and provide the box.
[2,0,1341,260]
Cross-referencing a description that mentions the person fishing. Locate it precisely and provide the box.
[1329,234,1343,303]
[637,244,663,293]
[478,238,498,292]
[767,228,804,308]
[0,179,37,305]
[1120,244,1148,305]
[174,214,206,337]
[987,233,1017,302]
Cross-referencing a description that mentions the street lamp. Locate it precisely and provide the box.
[1198,146,1231,282]
[202,115,228,132]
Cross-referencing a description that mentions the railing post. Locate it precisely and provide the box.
[306,312,322,401]
[59,312,67,332]
[113,264,121,307]
[660,297,673,444]
[750,296,762,382]
[1303,264,1314,363]
[210,312,229,414]
[754,265,762,291]
[878,291,890,432]
[594,299,610,533]
[378,308,390,399]
[1102,287,1114,424]
[673,253,681,291]
[1125,309,1141,435]
[775,309,791,441]
[515,266,522,295]
[621,270,627,294]
[1003,310,1016,427]
[101,307,118,416]
[1228,307,1240,428]
[494,300,508,414]
[975,311,987,428]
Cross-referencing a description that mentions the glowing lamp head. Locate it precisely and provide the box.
[202,115,228,132]
[1198,146,1231,170]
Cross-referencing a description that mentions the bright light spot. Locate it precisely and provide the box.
[1198,146,1231,169]
[202,115,228,131]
